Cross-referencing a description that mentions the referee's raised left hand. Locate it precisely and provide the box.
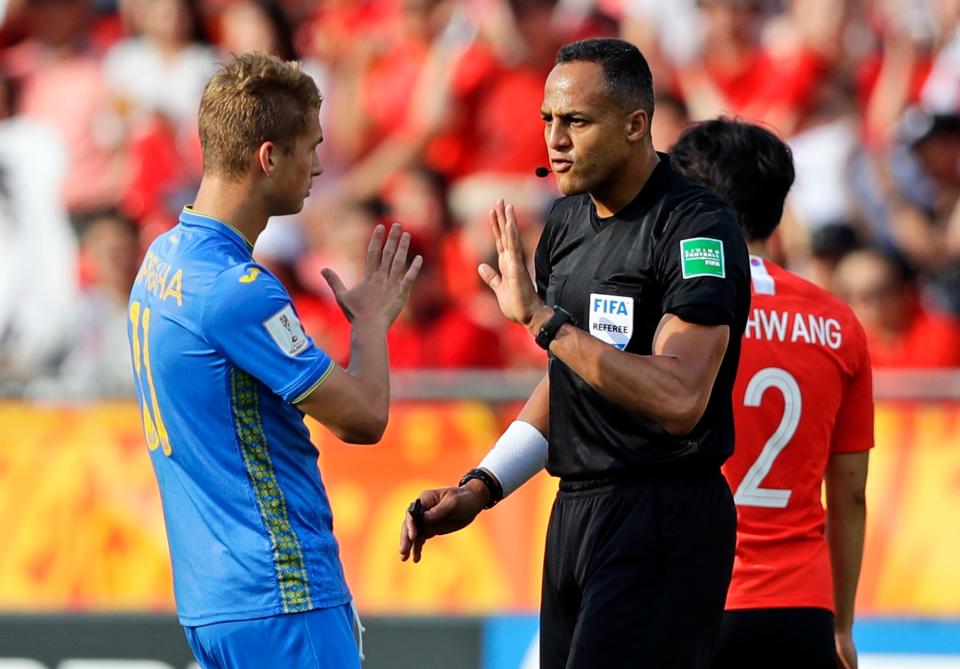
[478,199,548,332]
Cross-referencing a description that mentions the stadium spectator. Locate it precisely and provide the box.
[919,0,960,113]
[103,0,215,129]
[859,0,949,145]
[621,0,701,87]
[676,0,831,136]
[382,166,451,244]
[388,242,506,369]
[885,108,960,270]
[217,0,299,62]
[2,0,124,215]
[458,0,564,178]
[651,91,690,151]
[37,209,140,398]
[786,79,864,234]
[322,0,484,187]
[0,71,77,385]
[326,0,563,201]
[807,222,863,290]
[834,248,960,368]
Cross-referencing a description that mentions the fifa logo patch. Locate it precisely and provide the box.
[264,304,309,356]
[680,237,725,279]
[588,293,634,351]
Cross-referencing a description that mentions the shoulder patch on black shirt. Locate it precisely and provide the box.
[680,237,725,279]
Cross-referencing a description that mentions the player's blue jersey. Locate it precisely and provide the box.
[127,207,349,626]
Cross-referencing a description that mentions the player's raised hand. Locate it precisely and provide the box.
[399,484,487,563]
[322,223,422,328]
[478,199,545,328]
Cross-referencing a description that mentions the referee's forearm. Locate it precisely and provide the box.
[547,324,706,436]
[516,375,550,436]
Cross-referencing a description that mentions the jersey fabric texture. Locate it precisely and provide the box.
[723,256,874,612]
[184,604,360,669]
[534,154,751,479]
[127,207,349,626]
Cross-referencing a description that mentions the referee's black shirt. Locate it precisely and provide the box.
[535,154,750,479]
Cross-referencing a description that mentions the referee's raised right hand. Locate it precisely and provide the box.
[478,199,546,331]
[399,482,488,563]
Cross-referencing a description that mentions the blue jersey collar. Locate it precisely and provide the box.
[180,206,255,253]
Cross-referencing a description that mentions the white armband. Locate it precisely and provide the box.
[478,420,548,499]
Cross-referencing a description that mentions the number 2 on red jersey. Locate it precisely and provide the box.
[734,367,801,509]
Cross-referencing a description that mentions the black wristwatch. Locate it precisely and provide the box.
[535,306,576,350]
[459,468,504,509]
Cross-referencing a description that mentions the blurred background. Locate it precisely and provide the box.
[0,0,959,667]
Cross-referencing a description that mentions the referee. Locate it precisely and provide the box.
[400,39,750,668]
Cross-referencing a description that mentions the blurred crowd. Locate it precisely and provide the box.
[1,0,960,399]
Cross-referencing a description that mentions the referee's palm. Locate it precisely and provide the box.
[479,199,540,327]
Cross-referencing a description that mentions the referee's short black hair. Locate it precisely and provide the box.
[556,38,654,116]
[670,118,795,243]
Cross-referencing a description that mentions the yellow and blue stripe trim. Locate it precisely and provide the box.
[230,367,313,613]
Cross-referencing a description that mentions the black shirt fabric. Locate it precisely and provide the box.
[534,154,751,479]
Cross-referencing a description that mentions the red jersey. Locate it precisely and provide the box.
[723,257,874,612]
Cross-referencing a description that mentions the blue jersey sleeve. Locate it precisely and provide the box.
[199,263,335,403]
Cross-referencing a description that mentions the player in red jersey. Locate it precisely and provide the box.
[672,119,873,669]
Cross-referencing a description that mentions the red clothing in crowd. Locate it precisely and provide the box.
[388,307,505,369]
[866,306,960,369]
[294,292,505,370]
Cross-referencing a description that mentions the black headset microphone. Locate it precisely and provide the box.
[535,166,552,178]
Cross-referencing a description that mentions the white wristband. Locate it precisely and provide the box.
[478,420,548,499]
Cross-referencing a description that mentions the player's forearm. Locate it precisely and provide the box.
[826,500,865,632]
[546,321,709,436]
[826,453,869,632]
[343,317,391,436]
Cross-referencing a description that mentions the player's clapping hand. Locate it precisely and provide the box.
[479,199,546,329]
[399,484,487,563]
[322,223,422,327]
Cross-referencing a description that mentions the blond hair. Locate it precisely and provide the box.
[198,52,322,178]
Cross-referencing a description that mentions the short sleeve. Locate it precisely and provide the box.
[657,201,748,326]
[831,320,875,453]
[535,202,559,302]
[199,263,335,403]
